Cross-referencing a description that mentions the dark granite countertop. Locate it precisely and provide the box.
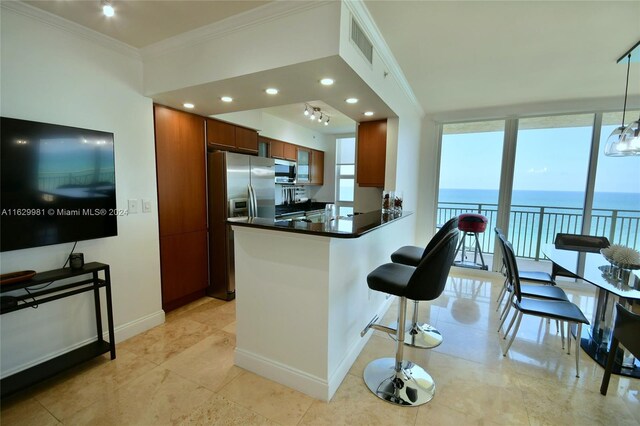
[229,210,412,239]
[275,201,330,217]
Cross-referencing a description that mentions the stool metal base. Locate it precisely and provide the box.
[389,321,443,349]
[363,357,435,406]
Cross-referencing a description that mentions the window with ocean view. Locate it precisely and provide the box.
[593,111,640,250]
[509,114,593,259]
[438,120,505,264]
[436,111,640,271]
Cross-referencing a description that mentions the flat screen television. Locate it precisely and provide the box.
[1,117,117,252]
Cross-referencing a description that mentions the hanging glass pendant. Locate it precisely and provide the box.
[621,118,640,155]
[604,126,628,156]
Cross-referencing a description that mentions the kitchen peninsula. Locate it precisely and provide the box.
[230,211,413,401]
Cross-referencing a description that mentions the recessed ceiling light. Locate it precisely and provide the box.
[364,111,374,116]
[320,78,334,86]
[265,88,279,95]
[221,96,233,102]
[102,2,115,17]
[183,103,195,109]
[346,98,358,104]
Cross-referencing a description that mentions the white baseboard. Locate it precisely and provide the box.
[1,309,165,379]
[235,297,393,402]
[113,309,165,343]
[235,348,330,401]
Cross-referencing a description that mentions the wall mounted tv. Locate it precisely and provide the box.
[1,117,117,252]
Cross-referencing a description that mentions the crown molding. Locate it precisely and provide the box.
[140,1,333,60]
[343,0,424,116]
[1,1,141,60]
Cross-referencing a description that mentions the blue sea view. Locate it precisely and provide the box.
[439,189,640,211]
[438,189,640,254]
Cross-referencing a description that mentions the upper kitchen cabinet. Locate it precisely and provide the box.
[206,118,235,149]
[269,138,284,159]
[310,149,324,185]
[268,138,297,161]
[283,143,297,161]
[235,126,259,153]
[296,147,310,183]
[357,119,387,187]
[206,118,258,154]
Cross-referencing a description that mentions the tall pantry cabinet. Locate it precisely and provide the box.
[153,104,209,311]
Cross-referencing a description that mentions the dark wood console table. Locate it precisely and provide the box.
[0,262,116,398]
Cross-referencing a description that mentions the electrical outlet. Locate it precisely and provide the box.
[142,199,151,213]
[128,199,138,214]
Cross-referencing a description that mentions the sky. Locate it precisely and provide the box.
[439,124,640,195]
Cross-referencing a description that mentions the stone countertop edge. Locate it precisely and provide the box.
[229,210,413,239]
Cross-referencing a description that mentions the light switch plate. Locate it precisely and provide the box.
[128,199,138,214]
[142,199,151,213]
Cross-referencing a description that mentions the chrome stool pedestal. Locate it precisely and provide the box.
[363,297,435,406]
[389,300,442,349]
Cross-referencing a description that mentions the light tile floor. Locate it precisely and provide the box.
[2,273,639,425]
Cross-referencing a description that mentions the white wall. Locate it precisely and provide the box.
[0,6,163,377]
[339,3,423,234]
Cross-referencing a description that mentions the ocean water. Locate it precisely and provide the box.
[438,189,640,253]
[439,189,640,211]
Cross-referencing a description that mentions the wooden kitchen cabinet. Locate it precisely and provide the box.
[283,143,297,161]
[235,126,258,153]
[154,104,209,311]
[310,149,324,185]
[269,139,284,159]
[357,119,387,187]
[206,118,235,149]
[206,118,258,154]
[268,139,297,161]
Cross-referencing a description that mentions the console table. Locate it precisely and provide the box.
[0,262,116,398]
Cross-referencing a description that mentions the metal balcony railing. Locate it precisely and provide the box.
[437,202,640,260]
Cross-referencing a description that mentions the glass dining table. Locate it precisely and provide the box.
[542,244,640,378]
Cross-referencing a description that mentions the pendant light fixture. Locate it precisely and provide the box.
[605,41,640,156]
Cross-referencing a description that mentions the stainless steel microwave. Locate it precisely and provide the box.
[274,159,296,183]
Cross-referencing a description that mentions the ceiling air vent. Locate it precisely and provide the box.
[351,17,373,64]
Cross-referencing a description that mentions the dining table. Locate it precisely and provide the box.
[542,244,640,378]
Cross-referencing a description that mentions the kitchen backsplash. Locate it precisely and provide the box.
[275,184,308,205]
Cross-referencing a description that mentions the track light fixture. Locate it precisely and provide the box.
[302,103,330,126]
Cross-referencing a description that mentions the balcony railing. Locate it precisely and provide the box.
[437,202,640,260]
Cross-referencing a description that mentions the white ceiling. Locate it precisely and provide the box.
[19,0,640,128]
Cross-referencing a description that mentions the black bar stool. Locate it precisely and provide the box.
[389,217,458,348]
[361,230,459,406]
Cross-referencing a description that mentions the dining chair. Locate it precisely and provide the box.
[600,303,640,395]
[494,231,570,337]
[500,239,589,377]
[494,228,559,311]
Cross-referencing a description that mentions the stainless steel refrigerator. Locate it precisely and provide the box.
[207,150,275,300]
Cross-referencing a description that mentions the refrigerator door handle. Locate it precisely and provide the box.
[248,184,257,218]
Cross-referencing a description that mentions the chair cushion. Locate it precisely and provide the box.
[516,298,589,324]
[519,270,554,284]
[367,263,415,297]
[390,245,422,267]
[520,284,568,301]
[458,214,488,233]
